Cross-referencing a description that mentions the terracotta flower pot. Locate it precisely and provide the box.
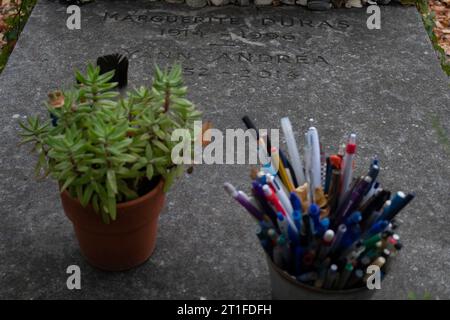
[61,179,165,271]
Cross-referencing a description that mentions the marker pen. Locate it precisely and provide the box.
[379,191,406,221]
[381,192,415,222]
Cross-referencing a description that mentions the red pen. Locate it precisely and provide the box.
[262,184,287,216]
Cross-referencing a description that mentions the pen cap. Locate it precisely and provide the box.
[346,211,362,226]
[320,218,330,230]
[267,229,278,241]
[262,184,273,196]
[223,182,238,197]
[323,229,335,242]
[371,257,386,268]
[369,220,389,235]
[308,204,320,217]
[290,192,302,212]
[277,234,287,246]
[346,133,357,153]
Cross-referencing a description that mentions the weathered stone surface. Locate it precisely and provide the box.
[0,1,449,299]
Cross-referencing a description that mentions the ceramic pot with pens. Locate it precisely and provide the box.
[226,116,413,300]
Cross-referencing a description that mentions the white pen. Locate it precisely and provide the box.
[306,127,322,192]
[281,117,306,186]
[266,174,293,217]
[339,133,357,204]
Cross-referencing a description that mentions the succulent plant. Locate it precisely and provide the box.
[19,63,201,223]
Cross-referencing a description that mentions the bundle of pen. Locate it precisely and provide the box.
[224,116,414,291]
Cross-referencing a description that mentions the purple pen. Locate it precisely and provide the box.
[224,183,265,221]
[334,176,372,226]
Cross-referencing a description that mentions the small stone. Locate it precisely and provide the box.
[186,0,208,7]
[254,0,273,5]
[345,0,363,7]
[307,0,332,9]
[209,0,230,5]
[296,0,308,5]
[12,114,20,119]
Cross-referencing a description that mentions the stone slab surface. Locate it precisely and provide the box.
[0,1,449,299]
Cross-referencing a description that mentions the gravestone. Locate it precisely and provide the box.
[0,1,449,299]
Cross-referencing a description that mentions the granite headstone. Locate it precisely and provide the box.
[0,1,449,299]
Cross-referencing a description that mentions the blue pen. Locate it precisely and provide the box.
[256,171,268,184]
[277,213,289,239]
[262,162,277,176]
[364,163,380,196]
[320,217,330,231]
[345,211,362,227]
[308,204,322,236]
[364,220,389,239]
[383,192,415,221]
[288,224,300,247]
[340,223,361,250]
[294,246,304,276]
[290,192,303,213]
[379,191,406,221]
[292,210,302,236]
